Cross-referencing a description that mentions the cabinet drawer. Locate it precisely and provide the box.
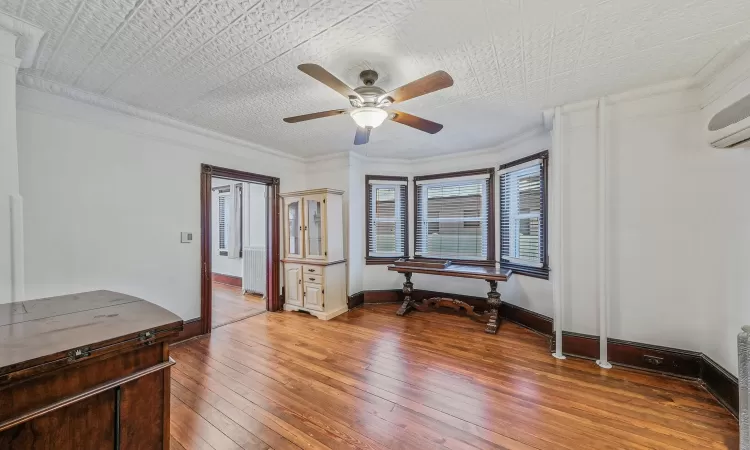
[302,265,322,276]
[304,274,323,284]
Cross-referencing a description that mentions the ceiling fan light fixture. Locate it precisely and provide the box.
[350,107,388,128]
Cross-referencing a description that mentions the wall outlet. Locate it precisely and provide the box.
[180,232,193,243]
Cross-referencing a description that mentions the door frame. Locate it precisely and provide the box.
[200,164,281,335]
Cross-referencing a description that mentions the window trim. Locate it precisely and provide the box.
[365,175,409,265]
[412,168,495,267]
[499,150,550,279]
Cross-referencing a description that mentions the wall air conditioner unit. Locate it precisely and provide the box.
[707,92,750,149]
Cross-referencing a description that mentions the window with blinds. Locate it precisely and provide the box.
[217,191,230,252]
[499,151,549,276]
[415,169,494,261]
[366,176,408,262]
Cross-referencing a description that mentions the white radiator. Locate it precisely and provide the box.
[740,326,750,449]
[242,246,266,297]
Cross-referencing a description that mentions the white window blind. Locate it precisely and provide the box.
[218,192,230,252]
[415,171,492,260]
[499,153,547,269]
[367,178,407,258]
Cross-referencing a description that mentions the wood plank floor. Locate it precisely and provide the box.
[211,281,266,329]
[171,304,739,449]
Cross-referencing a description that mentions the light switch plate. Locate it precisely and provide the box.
[180,232,193,243]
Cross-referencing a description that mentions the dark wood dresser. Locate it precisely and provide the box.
[0,290,183,449]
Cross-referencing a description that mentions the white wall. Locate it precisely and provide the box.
[245,183,266,248]
[17,87,306,320]
[700,49,750,376]
[0,29,19,305]
[559,85,750,376]
[211,177,242,278]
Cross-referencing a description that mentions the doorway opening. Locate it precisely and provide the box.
[200,165,280,334]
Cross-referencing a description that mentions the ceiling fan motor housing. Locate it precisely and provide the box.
[359,69,379,86]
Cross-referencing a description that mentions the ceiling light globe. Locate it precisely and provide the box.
[350,107,388,129]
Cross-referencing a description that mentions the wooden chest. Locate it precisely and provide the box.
[0,290,183,449]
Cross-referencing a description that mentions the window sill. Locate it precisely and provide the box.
[366,257,407,265]
[502,263,550,280]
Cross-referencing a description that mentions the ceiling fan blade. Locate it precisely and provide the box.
[390,111,443,134]
[283,109,347,123]
[383,71,454,104]
[298,64,361,100]
[354,127,371,145]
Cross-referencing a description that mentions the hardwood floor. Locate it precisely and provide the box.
[171,304,739,449]
[212,281,266,329]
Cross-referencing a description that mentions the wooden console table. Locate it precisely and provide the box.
[387,263,512,334]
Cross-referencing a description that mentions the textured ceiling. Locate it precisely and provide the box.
[3,0,750,159]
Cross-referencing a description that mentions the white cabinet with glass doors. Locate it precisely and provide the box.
[281,189,346,320]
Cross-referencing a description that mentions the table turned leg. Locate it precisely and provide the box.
[396,272,414,316]
[485,280,501,334]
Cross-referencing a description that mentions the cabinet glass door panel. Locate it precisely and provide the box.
[305,196,324,259]
[286,198,302,258]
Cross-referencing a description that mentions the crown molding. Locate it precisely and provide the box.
[349,151,411,165]
[413,126,548,165]
[16,73,305,163]
[543,77,696,116]
[306,126,548,165]
[0,12,44,69]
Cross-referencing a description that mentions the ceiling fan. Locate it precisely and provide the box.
[283,64,454,145]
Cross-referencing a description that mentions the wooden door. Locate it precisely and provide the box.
[303,194,326,260]
[304,283,324,311]
[284,197,303,259]
[285,265,302,306]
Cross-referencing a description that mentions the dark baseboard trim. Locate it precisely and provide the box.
[347,291,365,309]
[346,288,738,419]
[552,331,738,419]
[500,302,553,336]
[553,332,704,379]
[701,355,739,418]
[171,318,205,344]
[212,272,242,287]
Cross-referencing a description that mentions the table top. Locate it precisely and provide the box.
[387,263,512,281]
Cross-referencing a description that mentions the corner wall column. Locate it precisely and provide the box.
[0,27,22,304]
[596,98,612,369]
[551,106,566,360]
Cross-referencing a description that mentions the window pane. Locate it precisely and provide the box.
[375,221,397,252]
[368,181,407,257]
[416,178,489,260]
[499,155,547,270]
[516,217,540,261]
[375,187,396,219]
[518,173,541,214]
